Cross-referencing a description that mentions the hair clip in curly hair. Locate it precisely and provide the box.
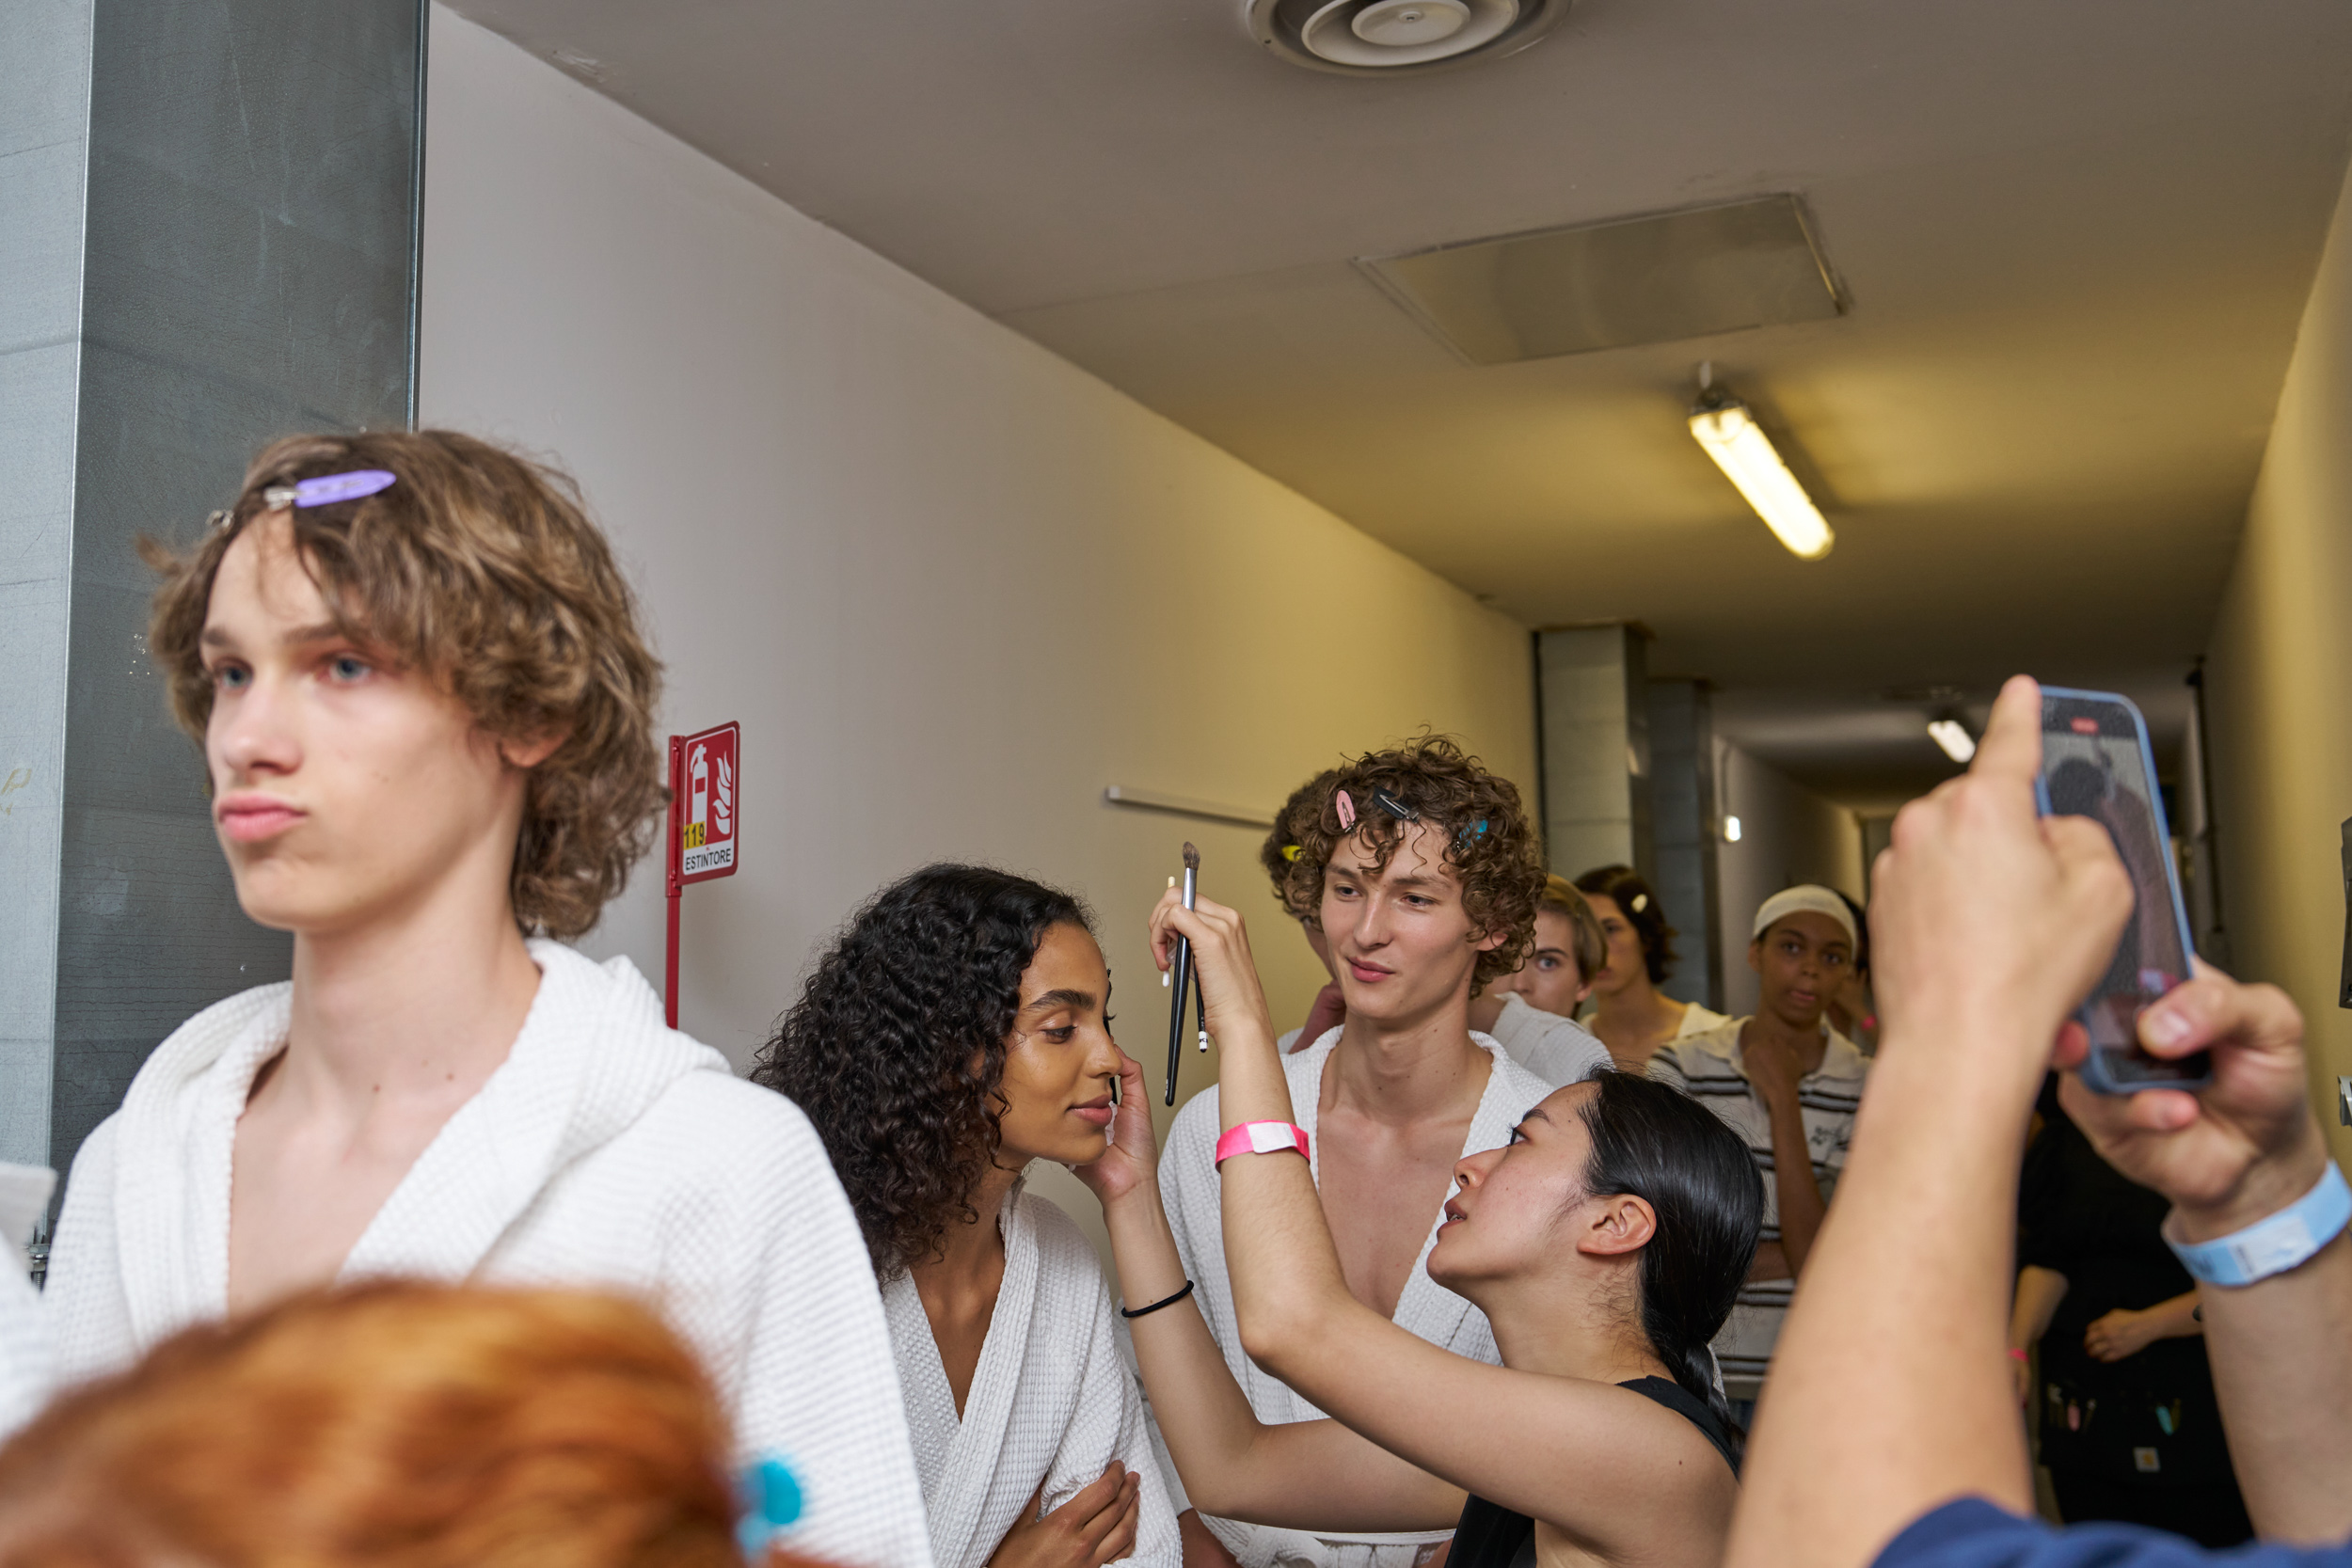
[1333,789,1357,831]
[1630,893,1649,913]
[1280,844,1302,862]
[1457,818,1488,842]
[1372,789,1418,822]
[260,468,398,511]
[205,509,231,533]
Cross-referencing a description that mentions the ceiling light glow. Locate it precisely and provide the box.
[1724,815,1743,843]
[1688,400,1835,561]
[1928,719,1977,764]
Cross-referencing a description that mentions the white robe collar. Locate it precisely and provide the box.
[108,939,726,1347]
[1286,1025,1549,1357]
[888,1179,1044,1568]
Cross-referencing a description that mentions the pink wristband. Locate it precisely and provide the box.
[1215,1120,1311,1168]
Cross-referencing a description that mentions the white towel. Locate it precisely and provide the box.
[888,1181,1179,1568]
[1147,1028,1558,1568]
[43,940,931,1568]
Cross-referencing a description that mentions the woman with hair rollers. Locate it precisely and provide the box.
[754,866,1176,1568]
[1574,867,1729,1073]
[1074,874,1763,1568]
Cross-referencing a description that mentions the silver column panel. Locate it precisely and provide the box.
[23,0,423,1183]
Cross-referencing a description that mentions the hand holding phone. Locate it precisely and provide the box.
[2036,689,2211,1093]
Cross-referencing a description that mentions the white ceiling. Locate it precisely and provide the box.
[445,0,2352,806]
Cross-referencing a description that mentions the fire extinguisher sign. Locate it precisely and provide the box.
[673,721,739,884]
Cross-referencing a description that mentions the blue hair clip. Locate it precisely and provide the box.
[1458,818,1488,842]
[735,1453,804,1557]
[261,468,397,511]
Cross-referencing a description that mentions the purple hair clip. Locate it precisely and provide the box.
[261,468,397,511]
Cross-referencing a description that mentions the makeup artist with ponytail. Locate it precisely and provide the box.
[1074,883,1765,1568]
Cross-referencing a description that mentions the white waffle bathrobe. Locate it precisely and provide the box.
[886,1181,1179,1568]
[1147,1028,1558,1568]
[44,940,932,1568]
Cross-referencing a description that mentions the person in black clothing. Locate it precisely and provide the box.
[2010,1080,2251,1545]
[1076,879,1764,1568]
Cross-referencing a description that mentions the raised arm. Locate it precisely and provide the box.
[1746,1045,1830,1277]
[2057,974,2352,1544]
[1147,892,1732,1560]
[1075,1054,1461,1533]
[1726,676,2137,1568]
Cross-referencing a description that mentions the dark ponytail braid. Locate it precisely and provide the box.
[1573,1070,1764,1443]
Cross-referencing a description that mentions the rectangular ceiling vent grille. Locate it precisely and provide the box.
[1359,194,1844,364]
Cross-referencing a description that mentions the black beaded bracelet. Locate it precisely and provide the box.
[1120,1279,1196,1320]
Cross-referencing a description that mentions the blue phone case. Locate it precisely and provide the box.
[2036,687,2209,1094]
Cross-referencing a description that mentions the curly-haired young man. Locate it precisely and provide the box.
[1152,739,1606,1568]
[38,432,931,1568]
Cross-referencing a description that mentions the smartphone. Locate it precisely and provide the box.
[2036,689,2210,1093]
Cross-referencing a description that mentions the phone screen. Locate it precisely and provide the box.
[2038,689,2208,1088]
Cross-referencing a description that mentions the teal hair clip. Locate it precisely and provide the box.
[736,1454,804,1557]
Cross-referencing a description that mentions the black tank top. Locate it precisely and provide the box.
[1446,1377,1739,1568]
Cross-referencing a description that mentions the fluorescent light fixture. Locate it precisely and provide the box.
[1688,399,1834,561]
[1928,719,1977,764]
[1724,815,1743,843]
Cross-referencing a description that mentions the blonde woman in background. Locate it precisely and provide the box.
[1468,875,1614,1085]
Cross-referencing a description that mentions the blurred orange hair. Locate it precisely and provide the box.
[0,1282,820,1568]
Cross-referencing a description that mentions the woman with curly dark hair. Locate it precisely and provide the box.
[1573,865,1728,1072]
[752,866,1177,1568]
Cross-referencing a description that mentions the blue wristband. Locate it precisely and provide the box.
[2164,1161,2351,1287]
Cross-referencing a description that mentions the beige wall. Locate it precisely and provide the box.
[417,9,1537,1237]
[2202,160,2352,1166]
[1714,745,1866,1018]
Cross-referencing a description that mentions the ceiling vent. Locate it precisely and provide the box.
[1360,195,1846,363]
[1245,0,1571,76]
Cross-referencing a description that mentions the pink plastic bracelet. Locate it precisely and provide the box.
[1215,1120,1311,1168]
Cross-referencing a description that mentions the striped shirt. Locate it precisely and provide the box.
[1647,1016,1867,1400]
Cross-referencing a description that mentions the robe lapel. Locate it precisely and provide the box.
[1299,1032,1529,1353]
[928,1181,1044,1568]
[112,985,293,1352]
[1389,1047,1529,1351]
[341,942,723,1284]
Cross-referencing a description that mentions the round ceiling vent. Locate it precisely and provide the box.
[1245,0,1570,75]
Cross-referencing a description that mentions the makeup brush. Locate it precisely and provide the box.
[1165,843,1199,1106]
[1189,845,1209,1053]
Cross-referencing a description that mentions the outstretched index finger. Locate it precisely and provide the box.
[1969,674,2044,788]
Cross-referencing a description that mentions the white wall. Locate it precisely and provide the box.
[1713,744,1866,1017]
[417,9,1538,1236]
[2201,157,2352,1171]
